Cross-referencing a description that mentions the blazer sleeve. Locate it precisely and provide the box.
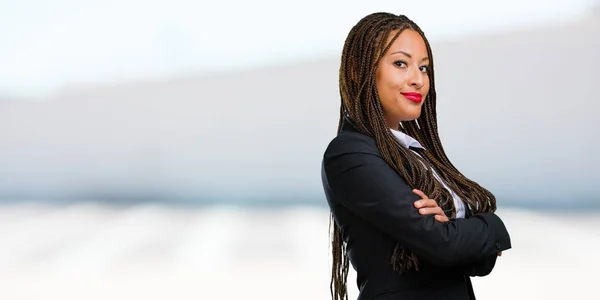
[323,150,511,267]
[461,254,498,277]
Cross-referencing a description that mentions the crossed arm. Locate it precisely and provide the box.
[324,150,511,270]
[412,189,503,276]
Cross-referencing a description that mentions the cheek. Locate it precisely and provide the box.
[378,69,404,97]
[377,80,398,109]
[375,72,392,104]
[423,77,431,99]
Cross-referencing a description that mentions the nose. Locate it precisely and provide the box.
[407,67,424,89]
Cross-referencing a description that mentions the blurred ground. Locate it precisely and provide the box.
[1,204,598,299]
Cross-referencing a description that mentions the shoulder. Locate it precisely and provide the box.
[322,131,385,174]
[324,130,380,158]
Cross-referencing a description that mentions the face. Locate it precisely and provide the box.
[375,29,430,129]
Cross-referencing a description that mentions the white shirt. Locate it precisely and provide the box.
[390,128,467,219]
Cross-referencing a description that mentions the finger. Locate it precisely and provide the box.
[413,194,434,209]
[418,207,444,216]
[418,199,439,208]
[412,189,429,200]
[434,215,449,223]
[498,251,502,257]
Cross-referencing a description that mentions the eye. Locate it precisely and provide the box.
[394,60,407,68]
[420,65,430,73]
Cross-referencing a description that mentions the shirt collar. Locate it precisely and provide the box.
[343,113,425,150]
[390,128,425,150]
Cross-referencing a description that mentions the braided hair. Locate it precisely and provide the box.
[329,12,497,300]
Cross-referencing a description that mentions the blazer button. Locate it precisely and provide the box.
[496,241,501,249]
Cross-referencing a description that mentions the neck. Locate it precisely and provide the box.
[387,120,400,131]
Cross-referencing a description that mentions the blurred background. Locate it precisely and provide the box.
[1,0,599,299]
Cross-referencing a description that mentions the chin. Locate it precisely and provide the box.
[401,117,419,122]
[404,110,422,121]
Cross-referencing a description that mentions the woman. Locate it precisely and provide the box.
[321,12,512,300]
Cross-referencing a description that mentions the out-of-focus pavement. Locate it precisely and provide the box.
[1,203,598,300]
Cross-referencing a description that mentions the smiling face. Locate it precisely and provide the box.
[376,29,431,129]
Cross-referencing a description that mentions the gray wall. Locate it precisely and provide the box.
[1,13,598,207]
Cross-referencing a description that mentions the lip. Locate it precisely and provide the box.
[401,92,423,103]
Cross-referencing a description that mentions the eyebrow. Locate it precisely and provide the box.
[390,50,429,61]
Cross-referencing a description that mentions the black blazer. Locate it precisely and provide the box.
[321,118,511,300]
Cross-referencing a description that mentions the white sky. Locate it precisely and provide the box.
[0,0,596,98]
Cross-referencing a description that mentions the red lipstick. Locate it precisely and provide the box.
[401,92,422,103]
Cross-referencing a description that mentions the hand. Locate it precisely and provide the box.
[413,189,449,223]
[498,251,502,257]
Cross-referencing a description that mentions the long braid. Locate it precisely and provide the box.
[329,12,497,300]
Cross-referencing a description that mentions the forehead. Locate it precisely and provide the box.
[384,29,428,57]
